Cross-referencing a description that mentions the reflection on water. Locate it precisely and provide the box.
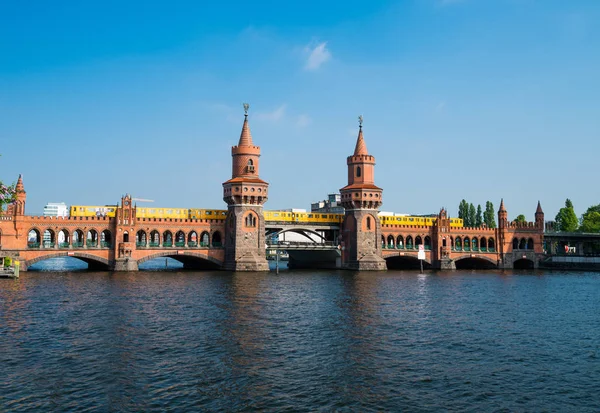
[1,267,599,412]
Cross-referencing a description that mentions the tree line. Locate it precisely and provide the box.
[554,199,600,233]
[457,200,496,228]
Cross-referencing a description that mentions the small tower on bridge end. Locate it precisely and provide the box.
[222,104,270,271]
[339,117,387,271]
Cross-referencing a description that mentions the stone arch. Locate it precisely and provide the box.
[424,236,431,250]
[519,238,527,250]
[514,258,535,269]
[137,251,223,269]
[386,235,395,248]
[396,235,404,249]
[405,235,413,249]
[472,237,478,250]
[527,238,534,250]
[480,237,487,250]
[26,252,111,271]
[464,236,470,251]
[454,255,498,269]
[200,231,210,247]
[72,229,85,247]
[415,236,423,247]
[149,230,160,246]
[513,237,519,250]
[455,236,462,250]
[28,228,41,247]
[175,230,186,246]
[123,231,130,243]
[43,228,56,248]
[488,238,495,250]
[58,228,70,247]
[163,230,173,247]
[188,231,198,247]
[381,235,385,247]
[101,230,112,248]
[86,229,99,247]
[136,230,147,246]
[385,254,432,269]
[212,231,222,247]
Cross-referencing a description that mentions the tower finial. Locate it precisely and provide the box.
[243,102,250,117]
[358,114,363,129]
[353,116,368,156]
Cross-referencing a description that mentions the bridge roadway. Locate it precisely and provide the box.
[541,232,600,270]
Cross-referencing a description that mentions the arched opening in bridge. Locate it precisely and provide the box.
[149,230,160,247]
[527,238,534,250]
[136,230,147,246]
[73,229,84,248]
[386,235,395,248]
[472,237,478,251]
[464,236,471,251]
[519,238,527,250]
[488,238,495,251]
[123,231,129,243]
[513,258,534,269]
[27,254,111,271]
[513,238,519,250]
[442,237,447,247]
[188,231,198,247]
[386,256,432,270]
[101,230,112,248]
[200,231,210,247]
[87,230,98,247]
[58,229,70,248]
[163,231,173,247]
[138,253,221,271]
[381,235,385,248]
[175,231,185,247]
[424,236,431,250]
[455,257,497,270]
[480,237,487,251]
[212,231,222,247]
[43,229,56,248]
[406,235,413,250]
[396,235,404,249]
[415,236,423,248]
[450,236,454,249]
[28,229,41,248]
[455,236,462,251]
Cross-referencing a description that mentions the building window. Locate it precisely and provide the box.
[367,216,371,230]
[356,166,362,177]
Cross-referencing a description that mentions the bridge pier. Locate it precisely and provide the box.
[435,258,456,270]
[113,258,139,272]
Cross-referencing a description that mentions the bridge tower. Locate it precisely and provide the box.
[113,194,138,271]
[339,117,387,271]
[6,174,26,216]
[222,104,270,271]
[433,207,456,269]
[535,201,544,229]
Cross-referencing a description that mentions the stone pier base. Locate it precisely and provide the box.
[113,258,139,272]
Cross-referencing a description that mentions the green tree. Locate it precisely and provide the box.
[580,204,600,232]
[468,203,476,227]
[513,214,526,224]
[555,198,578,232]
[0,156,16,213]
[484,201,496,228]
[475,204,483,227]
[458,199,468,222]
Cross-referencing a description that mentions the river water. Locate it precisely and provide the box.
[1,259,599,412]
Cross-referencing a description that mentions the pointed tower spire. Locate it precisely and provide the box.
[15,174,24,192]
[536,200,543,214]
[499,198,506,211]
[238,103,254,147]
[353,115,368,155]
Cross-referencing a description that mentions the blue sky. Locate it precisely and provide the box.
[1,0,598,220]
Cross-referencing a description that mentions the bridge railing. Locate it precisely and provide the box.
[267,240,338,247]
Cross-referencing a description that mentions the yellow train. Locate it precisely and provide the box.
[70,205,117,218]
[69,205,464,228]
[379,215,464,227]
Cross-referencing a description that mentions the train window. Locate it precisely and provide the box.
[322,215,327,218]
[206,211,212,215]
[409,218,414,222]
[308,214,313,218]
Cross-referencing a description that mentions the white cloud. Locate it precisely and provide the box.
[305,42,332,71]
[296,114,311,127]
[256,105,287,122]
